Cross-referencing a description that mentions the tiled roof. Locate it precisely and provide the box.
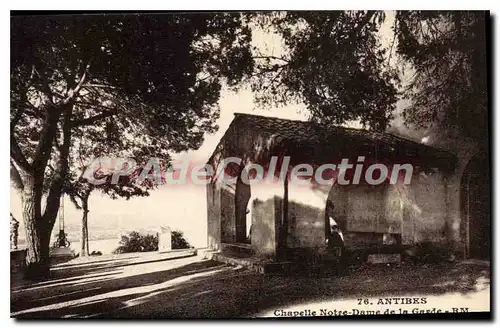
[233,113,389,145]
[211,113,458,171]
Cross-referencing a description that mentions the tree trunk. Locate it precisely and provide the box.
[80,196,89,256]
[80,194,90,257]
[13,99,72,280]
[22,181,51,279]
[80,212,89,257]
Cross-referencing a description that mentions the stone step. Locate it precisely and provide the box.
[212,252,294,274]
[220,243,254,257]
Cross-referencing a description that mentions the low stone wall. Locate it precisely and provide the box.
[11,249,26,278]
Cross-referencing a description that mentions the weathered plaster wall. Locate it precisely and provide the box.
[250,183,283,259]
[443,143,481,255]
[286,183,329,249]
[424,132,485,256]
[207,181,221,250]
[410,170,447,243]
[220,184,236,243]
[323,173,451,247]
[251,198,279,259]
[372,171,449,246]
[235,175,251,242]
[326,184,390,247]
[237,168,454,253]
[284,182,406,249]
[345,185,388,233]
[287,201,324,248]
[206,117,281,251]
[384,184,404,236]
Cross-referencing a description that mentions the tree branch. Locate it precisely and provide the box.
[63,59,92,105]
[10,133,33,172]
[84,83,117,90]
[70,110,117,127]
[32,107,64,175]
[253,55,290,63]
[11,106,26,130]
[42,107,72,223]
[10,159,24,191]
[32,65,54,106]
[75,101,117,112]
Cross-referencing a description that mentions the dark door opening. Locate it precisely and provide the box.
[235,174,251,243]
[461,153,490,260]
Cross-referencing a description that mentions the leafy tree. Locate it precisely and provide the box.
[247,11,401,250]
[395,11,488,145]
[250,10,487,140]
[250,11,400,131]
[10,13,253,278]
[65,162,150,257]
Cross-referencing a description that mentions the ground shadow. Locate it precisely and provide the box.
[11,257,490,319]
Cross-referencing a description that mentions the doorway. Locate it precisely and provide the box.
[461,153,490,260]
[235,173,251,243]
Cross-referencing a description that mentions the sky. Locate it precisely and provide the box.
[11,11,421,251]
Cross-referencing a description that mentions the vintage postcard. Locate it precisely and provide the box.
[10,10,490,319]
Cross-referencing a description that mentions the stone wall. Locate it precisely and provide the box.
[423,132,487,257]
[251,197,279,259]
[282,169,453,251]
[443,143,483,256]
[207,180,221,251]
[410,170,448,243]
[286,183,329,249]
[250,183,284,258]
[220,184,236,243]
[11,249,26,279]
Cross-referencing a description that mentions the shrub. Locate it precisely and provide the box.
[113,231,158,254]
[172,230,191,249]
[113,230,192,254]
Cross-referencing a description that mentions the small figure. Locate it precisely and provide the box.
[325,200,344,257]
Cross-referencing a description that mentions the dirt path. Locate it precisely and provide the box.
[11,252,490,318]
